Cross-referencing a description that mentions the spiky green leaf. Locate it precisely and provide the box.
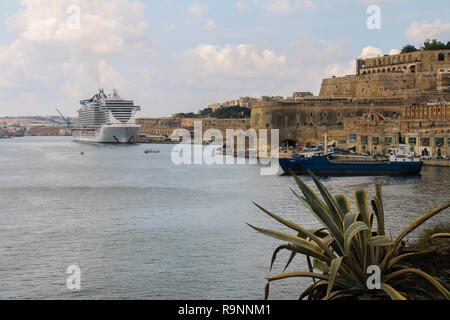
[253,201,336,258]
[380,283,407,300]
[354,189,371,226]
[270,245,290,272]
[385,268,450,300]
[334,193,351,215]
[429,233,450,240]
[368,235,393,247]
[326,257,344,299]
[248,224,332,263]
[307,170,345,228]
[267,271,329,282]
[344,221,369,256]
[382,202,450,268]
[291,188,345,252]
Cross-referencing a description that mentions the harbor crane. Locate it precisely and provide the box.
[56,108,72,128]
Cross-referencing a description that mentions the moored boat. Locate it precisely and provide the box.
[279,144,423,176]
[73,89,141,144]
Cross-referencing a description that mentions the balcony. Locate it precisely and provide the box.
[359,59,421,69]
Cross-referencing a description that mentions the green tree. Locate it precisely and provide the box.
[401,44,418,53]
[199,108,213,117]
[211,106,250,119]
[421,39,447,51]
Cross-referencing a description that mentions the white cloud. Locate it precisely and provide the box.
[360,46,382,58]
[0,0,152,115]
[179,43,287,79]
[256,0,317,14]
[405,19,450,42]
[389,48,400,55]
[60,59,127,98]
[188,2,208,16]
[177,37,353,97]
[6,0,150,55]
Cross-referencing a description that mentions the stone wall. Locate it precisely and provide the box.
[320,73,420,98]
[137,117,250,140]
[136,118,182,137]
[250,101,403,144]
[27,127,66,136]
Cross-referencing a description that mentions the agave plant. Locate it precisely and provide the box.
[249,171,450,300]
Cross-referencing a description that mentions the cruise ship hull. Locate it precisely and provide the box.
[73,124,141,144]
[279,155,423,176]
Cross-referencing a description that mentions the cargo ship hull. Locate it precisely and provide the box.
[279,155,423,176]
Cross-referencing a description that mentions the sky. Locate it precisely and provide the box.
[0,0,449,118]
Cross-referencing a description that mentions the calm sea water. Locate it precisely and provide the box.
[0,136,448,300]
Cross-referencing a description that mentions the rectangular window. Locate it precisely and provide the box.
[361,136,368,144]
[435,138,444,146]
[349,134,356,142]
[384,137,393,144]
[408,138,416,145]
[421,138,430,146]
[372,137,379,145]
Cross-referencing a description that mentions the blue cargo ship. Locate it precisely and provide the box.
[279,145,423,176]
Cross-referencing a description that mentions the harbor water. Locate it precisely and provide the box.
[0,137,448,299]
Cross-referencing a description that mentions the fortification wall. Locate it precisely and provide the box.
[137,118,182,136]
[137,117,250,138]
[319,73,421,98]
[250,102,403,144]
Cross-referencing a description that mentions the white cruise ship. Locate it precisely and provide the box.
[72,89,141,144]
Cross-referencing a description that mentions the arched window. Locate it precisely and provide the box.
[438,53,445,61]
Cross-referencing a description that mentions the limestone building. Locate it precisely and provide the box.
[250,49,450,158]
